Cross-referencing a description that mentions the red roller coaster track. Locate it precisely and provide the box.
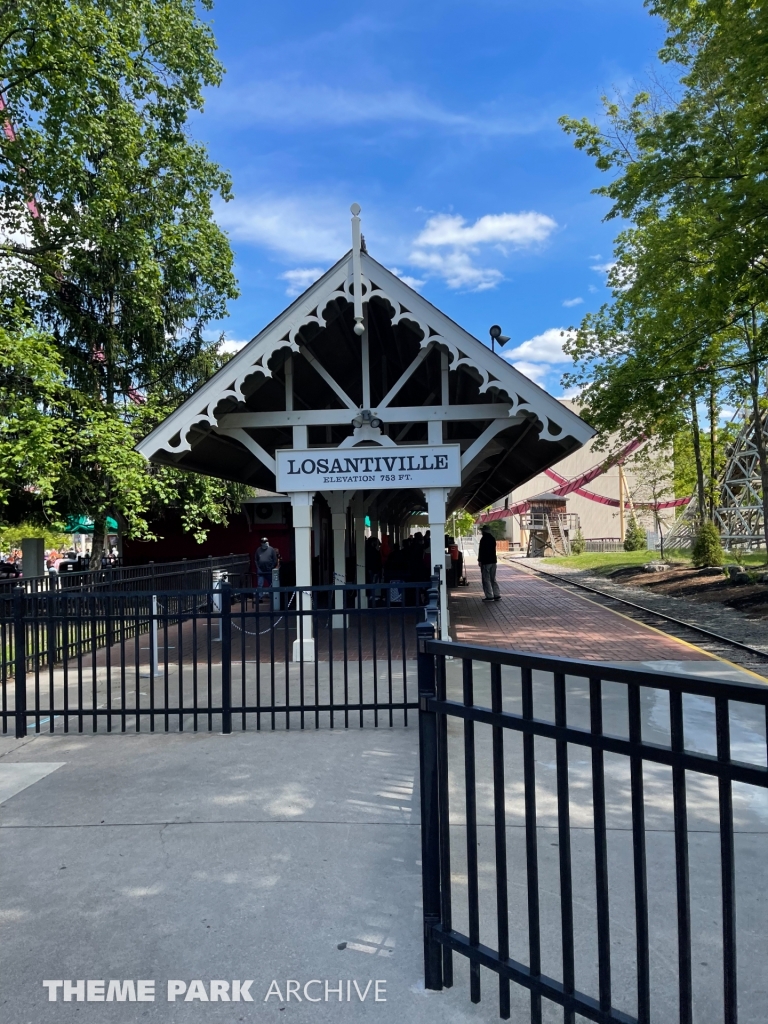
[476,437,691,522]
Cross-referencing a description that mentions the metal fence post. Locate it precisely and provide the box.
[150,595,160,677]
[425,575,439,632]
[47,593,57,670]
[13,585,26,739]
[417,616,443,990]
[220,581,232,734]
[433,564,444,639]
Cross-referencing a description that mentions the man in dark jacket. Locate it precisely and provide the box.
[477,525,501,602]
[255,537,279,602]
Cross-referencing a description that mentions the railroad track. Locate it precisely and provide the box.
[507,559,768,679]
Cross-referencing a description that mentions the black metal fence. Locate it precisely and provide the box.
[0,553,250,595]
[0,555,250,685]
[3,580,434,736]
[417,626,768,1024]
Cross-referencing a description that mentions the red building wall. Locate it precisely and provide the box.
[122,512,294,574]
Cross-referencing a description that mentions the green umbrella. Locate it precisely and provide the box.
[64,515,119,535]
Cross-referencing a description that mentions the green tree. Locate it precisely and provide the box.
[560,0,768,547]
[624,518,647,552]
[0,314,67,516]
[450,509,476,538]
[691,520,725,568]
[628,445,675,557]
[0,0,240,564]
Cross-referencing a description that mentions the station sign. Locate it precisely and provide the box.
[276,444,462,492]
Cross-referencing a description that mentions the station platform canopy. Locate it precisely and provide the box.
[137,210,594,522]
[138,207,594,652]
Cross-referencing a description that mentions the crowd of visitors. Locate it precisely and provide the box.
[365,530,435,585]
[0,546,121,579]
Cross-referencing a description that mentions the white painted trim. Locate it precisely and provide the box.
[361,320,371,410]
[339,425,397,447]
[136,248,595,466]
[285,355,293,412]
[219,404,518,429]
[460,419,513,471]
[215,428,276,474]
[302,348,357,410]
[378,343,433,409]
[351,205,364,331]
[293,425,308,448]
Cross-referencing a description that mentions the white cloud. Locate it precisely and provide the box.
[408,249,502,291]
[216,195,349,262]
[208,79,543,137]
[500,328,577,388]
[507,360,549,384]
[562,297,583,307]
[215,195,555,296]
[408,209,556,292]
[592,259,633,290]
[414,211,556,249]
[281,267,325,296]
[503,328,575,365]
[218,338,249,354]
[560,385,584,400]
[389,268,425,290]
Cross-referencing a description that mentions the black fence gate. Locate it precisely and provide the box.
[417,623,768,1024]
[2,580,436,736]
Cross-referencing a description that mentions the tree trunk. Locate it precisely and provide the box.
[89,515,107,569]
[708,381,717,522]
[689,392,706,523]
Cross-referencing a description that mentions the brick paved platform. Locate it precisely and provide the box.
[449,560,713,662]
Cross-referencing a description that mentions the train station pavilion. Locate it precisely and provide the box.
[137,207,594,656]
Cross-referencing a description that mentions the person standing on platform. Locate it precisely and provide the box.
[478,525,501,602]
[255,536,279,603]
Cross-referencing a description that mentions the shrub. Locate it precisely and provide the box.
[485,520,507,541]
[623,518,647,551]
[691,521,725,567]
[571,529,585,555]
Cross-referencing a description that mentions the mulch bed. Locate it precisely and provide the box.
[606,564,768,620]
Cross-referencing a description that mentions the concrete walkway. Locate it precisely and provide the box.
[4,558,768,1023]
[1,728,489,1024]
[3,660,768,1023]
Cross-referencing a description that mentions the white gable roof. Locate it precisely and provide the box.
[137,248,594,509]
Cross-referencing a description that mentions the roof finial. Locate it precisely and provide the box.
[350,203,365,336]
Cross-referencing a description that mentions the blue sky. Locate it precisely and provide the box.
[196,0,666,395]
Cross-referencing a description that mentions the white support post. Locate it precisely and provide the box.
[361,322,371,411]
[291,492,315,662]
[285,355,293,411]
[427,487,450,641]
[352,498,367,606]
[293,424,308,449]
[329,492,347,628]
[441,350,450,406]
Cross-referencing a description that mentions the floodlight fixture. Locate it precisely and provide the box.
[489,324,510,353]
[352,409,382,429]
